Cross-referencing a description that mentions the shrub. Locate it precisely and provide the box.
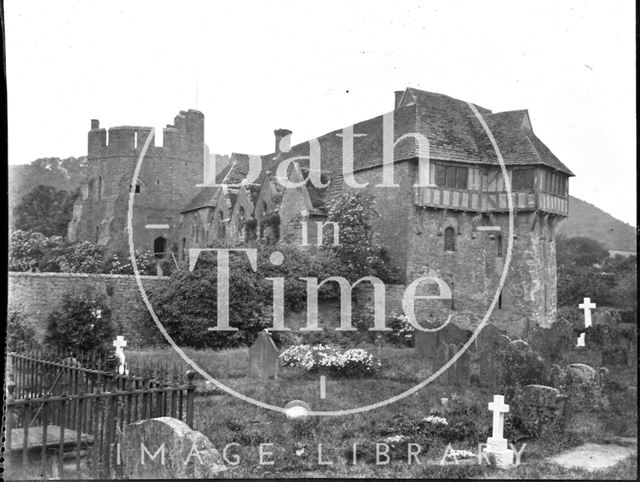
[144,241,346,349]
[438,394,491,444]
[496,344,549,399]
[385,312,415,347]
[326,191,400,283]
[279,344,381,377]
[7,307,37,351]
[44,290,114,354]
[107,249,158,275]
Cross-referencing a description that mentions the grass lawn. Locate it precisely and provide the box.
[125,343,638,479]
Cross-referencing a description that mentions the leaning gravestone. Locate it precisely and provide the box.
[414,321,439,368]
[437,322,471,346]
[453,343,471,386]
[117,417,226,479]
[477,326,510,389]
[249,331,280,379]
[435,343,454,385]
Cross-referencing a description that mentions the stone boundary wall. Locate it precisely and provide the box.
[8,271,169,345]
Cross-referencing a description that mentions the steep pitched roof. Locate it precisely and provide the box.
[195,88,573,213]
[180,152,254,213]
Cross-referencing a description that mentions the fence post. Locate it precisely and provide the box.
[185,371,196,428]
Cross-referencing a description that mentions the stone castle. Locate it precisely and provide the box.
[68,88,574,335]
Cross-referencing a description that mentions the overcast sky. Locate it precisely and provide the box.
[5,0,636,225]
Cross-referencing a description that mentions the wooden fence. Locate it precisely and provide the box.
[5,350,197,479]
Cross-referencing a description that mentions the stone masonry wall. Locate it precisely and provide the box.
[8,272,169,346]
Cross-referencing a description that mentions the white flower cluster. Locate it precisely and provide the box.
[446,448,475,460]
[279,344,381,375]
[383,434,407,444]
[423,415,448,426]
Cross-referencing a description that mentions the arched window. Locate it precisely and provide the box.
[154,237,167,259]
[181,237,186,261]
[496,234,503,257]
[97,176,103,199]
[95,225,100,243]
[444,227,456,252]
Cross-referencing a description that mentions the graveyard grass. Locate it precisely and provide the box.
[125,344,638,480]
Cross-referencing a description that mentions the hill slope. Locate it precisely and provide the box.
[557,196,636,253]
[8,161,87,228]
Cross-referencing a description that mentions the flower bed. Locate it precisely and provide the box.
[279,344,381,377]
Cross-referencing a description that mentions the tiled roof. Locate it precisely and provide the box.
[187,88,573,215]
[265,88,573,179]
[180,152,253,213]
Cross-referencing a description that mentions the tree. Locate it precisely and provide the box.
[556,236,636,309]
[325,191,399,283]
[556,236,609,268]
[44,290,114,354]
[13,184,78,237]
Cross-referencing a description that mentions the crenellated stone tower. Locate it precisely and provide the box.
[68,109,204,259]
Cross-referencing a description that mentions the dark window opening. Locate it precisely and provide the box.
[218,211,226,239]
[496,234,503,257]
[444,226,456,251]
[544,171,567,196]
[512,169,534,191]
[181,237,186,261]
[97,176,103,199]
[154,237,167,259]
[130,184,141,194]
[436,164,468,189]
[95,225,100,243]
[498,293,502,309]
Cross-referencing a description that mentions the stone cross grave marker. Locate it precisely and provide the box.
[577,297,596,347]
[113,336,128,375]
[249,331,280,379]
[483,394,513,467]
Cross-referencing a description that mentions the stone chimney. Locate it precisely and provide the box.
[274,129,292,155]
[394,90,405,109]
[91,119,100,129]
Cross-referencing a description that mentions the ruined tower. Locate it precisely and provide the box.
[67,110,204,260]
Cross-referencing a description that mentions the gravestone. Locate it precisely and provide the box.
[482,394,513,467]
[435,343,452,384]
[453,344,471,385]
[437,322,471,346]
[532,318,574,363]
[585,324,612,349]
[576,297,596,347]
[248,331,280,379]
[117,417,226,479]
[414,324,439,372]
[477,328,510,389]
[517,384,567,437]
[113,336,129,375]
[475,323,507,351]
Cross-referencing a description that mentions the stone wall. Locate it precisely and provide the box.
[8,272,168,346]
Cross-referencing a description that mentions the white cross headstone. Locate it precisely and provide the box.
[482,394,514,467]
[579,297,596,328]
[113,336,128,375]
